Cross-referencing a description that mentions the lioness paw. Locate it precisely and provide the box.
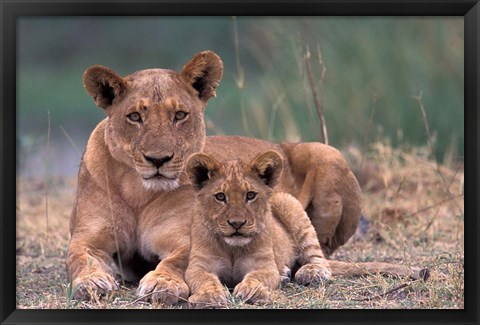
[233,279,270,304]
[188,287,229,309]
[137,271,189,306]
[294,261,332,286]
[72,271,118,301]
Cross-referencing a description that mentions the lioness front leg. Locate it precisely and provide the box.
[137,245,190,305]
[67,180,136,301]
[67,239,119,300]
[67,196,130,300]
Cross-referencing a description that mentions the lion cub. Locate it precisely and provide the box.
[185,151,331,307]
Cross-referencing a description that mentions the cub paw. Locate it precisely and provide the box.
[294,261,332,286]
[188,287,229,309]
[233,279,270,304]
[71,271,118,301]
[136,270,189,305]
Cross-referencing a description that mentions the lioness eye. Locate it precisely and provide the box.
[214,192,226,202]
[128,112,142,122]
[246,191,257,201]
[175,111,188,121]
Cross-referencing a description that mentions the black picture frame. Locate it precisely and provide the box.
[1,1,478,324]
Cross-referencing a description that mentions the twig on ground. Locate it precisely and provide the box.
[352,268,430,302]
[352,283,409,302]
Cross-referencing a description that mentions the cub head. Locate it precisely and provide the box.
[186,151,283,247]
[83,51,223,191]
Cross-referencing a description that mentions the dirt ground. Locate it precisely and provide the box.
[16,143,464,309]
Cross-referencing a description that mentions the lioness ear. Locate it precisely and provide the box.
[83,65,127,110]
[250,151,283,188]
[181,51,223,102]
[186,153,221,190]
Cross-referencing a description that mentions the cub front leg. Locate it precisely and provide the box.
[232,252,281,304]
[233,268,281,304]
[295,257,332,286]
[269,192,332,285]
[185,266,229,309]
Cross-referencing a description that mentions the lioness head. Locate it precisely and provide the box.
[186,151,283,246]
[83,51,223,191]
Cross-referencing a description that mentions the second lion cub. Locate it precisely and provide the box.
[185,151,331,308]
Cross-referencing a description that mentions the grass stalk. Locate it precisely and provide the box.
[295,35,317,138]
[44,111,51,251]
[412,91,463,218]
[59,125,83,156]
[304,45,328,144]
[267,94,285,141]
[316,43,328,144]
[359,93,378,173]
[232,16,250,135]
[105,171,125,287]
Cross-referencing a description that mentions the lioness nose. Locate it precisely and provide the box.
[228,220,247,230]
[144,154,173,168]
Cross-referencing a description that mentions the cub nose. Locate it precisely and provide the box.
[228,220,247,230]
[144,153,173,168]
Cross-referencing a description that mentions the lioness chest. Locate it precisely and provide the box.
[118,186,195,281]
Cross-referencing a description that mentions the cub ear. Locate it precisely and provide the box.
[186,153,221,190]
[181,51,224,102]
[250,151,283,188]
[83,65,127,110]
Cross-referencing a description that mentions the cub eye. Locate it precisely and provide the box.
[127,112,142,122]
[175,111,188,121]
[214,192,226,202]
[246,191,257,201]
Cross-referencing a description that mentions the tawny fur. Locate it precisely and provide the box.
[184,152,331,308]
[203,137,363,257]
[67,50,363,304]
[184,152,425,308]
[67,51,222,304]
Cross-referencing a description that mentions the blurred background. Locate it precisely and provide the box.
[17,17,464,177]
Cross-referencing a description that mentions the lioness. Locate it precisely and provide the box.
[185,151,332,307]
[67,50,361,304]
[185,151,427,308]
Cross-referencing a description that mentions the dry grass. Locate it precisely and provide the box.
[16,142,464,309]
